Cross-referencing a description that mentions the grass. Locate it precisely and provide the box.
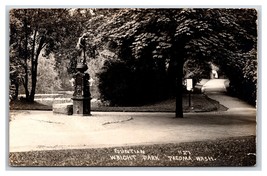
[10,94,227,112]
[9,136,256,167]
[9,100,51,111]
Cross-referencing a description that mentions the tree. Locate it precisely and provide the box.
[9,8,94,101]
[211,9,257,105]
[81,9,257,116]
[9,42,26,100]
[9,9,65,101]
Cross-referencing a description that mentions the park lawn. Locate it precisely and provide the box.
[9,101,52,111]
[94,93,227,112]
[10,93,227,112]
[9,135,256,167]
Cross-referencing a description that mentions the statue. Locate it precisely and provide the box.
[76,33,88,64]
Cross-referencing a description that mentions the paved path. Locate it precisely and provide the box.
[201,79,229,93]
[201,78,255,111]
[10,107,256,152]
[206,93,255,112]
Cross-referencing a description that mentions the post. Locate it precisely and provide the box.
[175,64,184,118]
[186,78,193,108]
[188,90,191,107]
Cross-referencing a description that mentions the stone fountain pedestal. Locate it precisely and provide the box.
[71,63,91,116]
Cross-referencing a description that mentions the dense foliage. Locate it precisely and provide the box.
[81,9,257,112]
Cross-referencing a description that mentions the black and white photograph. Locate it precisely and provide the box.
[8,7,258,167]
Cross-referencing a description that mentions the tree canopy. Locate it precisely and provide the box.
[81,8,257,115]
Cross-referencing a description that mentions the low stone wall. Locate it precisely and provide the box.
[35,98,72,106]
[52,103,73,115]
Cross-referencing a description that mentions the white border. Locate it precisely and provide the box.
[1,1,266,176]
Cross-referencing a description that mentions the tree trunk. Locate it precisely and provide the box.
[22,16,30,101]
[14,82,19,100]
[23,74,30,100]
[175,60,184,118]
[29,36,45,102]
[29,29,38,102]
[22,62,30,100]
[172,41,186,118]
[29,58,38,102]
[29,68,37,102]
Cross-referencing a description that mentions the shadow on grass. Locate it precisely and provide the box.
[10,94,228,113]
[10,101,51,111]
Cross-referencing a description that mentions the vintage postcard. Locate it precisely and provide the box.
[9,7,257,167]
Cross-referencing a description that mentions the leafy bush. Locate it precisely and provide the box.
[224,49,257,105]
[98,59,170,106]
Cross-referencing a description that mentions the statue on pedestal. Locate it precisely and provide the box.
[71,33,92,116]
